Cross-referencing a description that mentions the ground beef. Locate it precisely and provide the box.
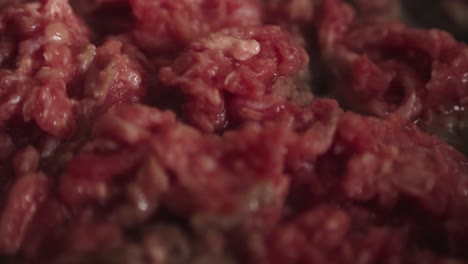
[1,0,468,264]
[318,0,468,153]
[0,0,89,138]
[0,0,147,144]
[16,103,291,262]
[77,38,148,115]
[246,114,468,264]
[130,0,263,53]
[71,0,263,68]
[159,26,311,131]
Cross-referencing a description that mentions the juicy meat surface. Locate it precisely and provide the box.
[159,26,310,131]
[1,0,468,263]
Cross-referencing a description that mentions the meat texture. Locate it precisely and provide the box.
[0,0,468,263]
[159,26,310,132]
[318,0,468,152]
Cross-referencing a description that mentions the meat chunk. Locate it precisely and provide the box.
[159,26,310,131]
[0,0,90,138]
[0,0,148,158]
[70,0,263,56]
[131,0,263,53]
[318,0,468,152]
[1,1,468,263]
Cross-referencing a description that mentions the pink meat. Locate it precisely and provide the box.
[59,103,290,222]
[159,26,310,131]
[318,0,468,151]
[0,173,48,254]
[7,100,467,263]
[0,0,90,138]
[0,0,148,158]
[131,0,263,53]
[0,0,468,263]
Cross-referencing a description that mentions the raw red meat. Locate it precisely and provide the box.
[318,0,468,152]
[0,0,467,263]
[159,26,311,131]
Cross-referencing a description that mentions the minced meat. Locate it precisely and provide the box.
[1,0,468,263]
